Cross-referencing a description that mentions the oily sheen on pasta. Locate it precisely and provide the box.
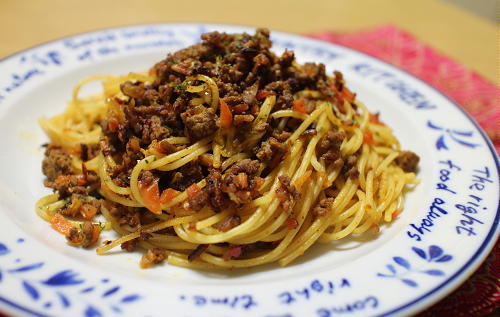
[37,29,419,269]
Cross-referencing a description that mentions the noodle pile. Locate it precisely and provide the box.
[37,29,419,269]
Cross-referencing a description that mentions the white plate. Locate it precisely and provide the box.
[0,23,498,317]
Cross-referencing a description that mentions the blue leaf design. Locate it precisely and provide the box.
[0,270,2,282]
[0,243,9,255]
[449,135,479,148]
[393,256,410,269]
[436,135,448,150]
[42,270,84,286]
[57,292,70,308]
[436,255,453,262]
[80,287,95,293]
[8,262,44,273]
[386,264,396,274]
[401,279,418,287]
[427,121,442,130]
[428,245,443,260]
[377,273,390,277]
[22,280,40,300]
[111,306,122,313]
[412,247,427,260]
[450,129,474,137]
[121,294,140,303]
[423,269,444,276]
[102,286,120,297]
[84,305,102,317]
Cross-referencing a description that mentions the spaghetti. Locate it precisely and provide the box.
[37,29,419,269]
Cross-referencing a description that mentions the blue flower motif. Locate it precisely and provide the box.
[377,245,453,287]
[9,262,44,273]
[22,280,40,300]
[427,121,479,150]
[42,270,84,286]
[0,240,143,316]
[121,294,141,303]
[84,305,102,317]
[412,245,453,263]
[0,243,9,256]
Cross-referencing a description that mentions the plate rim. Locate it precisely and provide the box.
[0,22,498,317]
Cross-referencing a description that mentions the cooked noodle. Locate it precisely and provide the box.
[37,29,419,269]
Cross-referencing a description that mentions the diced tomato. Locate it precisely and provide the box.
[186,183,201,199]
[138,179,162,214]
[392,210,401,219]
[160,188,180,204]
[256,90,272,100]
[107,116,120,132]
[292,100,308,114]
[50,214,74,235]
[340,87,356,103]
[219,99,233,129]
[79,204,98,220]
[54,175,71,185]
[188,221,197,231]
[287,218,299,229]
[252,177,264,191]
[76,175,87,186]
[369,113,385,125]
[88,224,101,246]
[364,129,375,145]
[294,170,312,190]
[225,246,242,259]
[152,140,163,153]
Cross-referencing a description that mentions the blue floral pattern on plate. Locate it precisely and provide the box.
[0,240,141,316]
[377,245,453,287]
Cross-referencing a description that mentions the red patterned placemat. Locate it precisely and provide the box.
[309,25,499,316]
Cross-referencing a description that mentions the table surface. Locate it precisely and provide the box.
[0,0,498,83]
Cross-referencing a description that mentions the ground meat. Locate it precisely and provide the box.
[121,239,139,252]
[222,159,263,204]
[312,198,334,217]
[317,130,345,162]
[141,115,170,143]
[140,248,166,268]
[187,244,209,262]
[272,131,292,142]
[276,175,300,213]
[255,137,288,170]
[395,151,420,173]
[233,114,255,126]
[198,153,214,167]
[168,161,204,191]
[66,222,99,248]
[188,189,208,211]
[43,175,76,196]
[109,203,141,227]
[204,168,231,211]
[157,139,178,154]
[300,129,317,138]
[121,231,152,252]
[217,215,241,232]
[42,145,72,181]
[181,105,217,141]
[342,155,359,180]
[120,81,145,99]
